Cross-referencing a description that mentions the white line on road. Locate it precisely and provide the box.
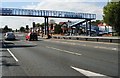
[46,46,82,56]
[94,46,118,51]
[7,49,18,62]
[45,40,118,51]
[71,66,111,77]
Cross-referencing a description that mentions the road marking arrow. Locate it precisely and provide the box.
[71,66,111,77]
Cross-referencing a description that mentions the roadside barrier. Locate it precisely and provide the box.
[52,36,120,43]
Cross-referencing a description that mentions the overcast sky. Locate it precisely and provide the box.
[0,0,108,30]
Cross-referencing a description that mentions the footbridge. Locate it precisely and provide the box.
[0,8,96,36]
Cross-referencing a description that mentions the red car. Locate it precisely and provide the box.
[26,32,38,41]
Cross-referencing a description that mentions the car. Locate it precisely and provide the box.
[26,32,38,41]
[4,32,16,40]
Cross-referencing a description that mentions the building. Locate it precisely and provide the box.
[97,23,113,36]
[59,22,68,34]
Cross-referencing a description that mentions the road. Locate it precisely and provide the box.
[1,33,119,77]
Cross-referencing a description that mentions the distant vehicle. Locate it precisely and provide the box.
[26,32,38,41]
[4,32,16,40]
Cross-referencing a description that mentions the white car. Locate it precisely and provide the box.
[4,32,16,40]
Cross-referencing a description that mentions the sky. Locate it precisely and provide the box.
[0,0,109,30]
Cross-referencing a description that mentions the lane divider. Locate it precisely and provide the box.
[46,46,82,56]
[7,49,18,62]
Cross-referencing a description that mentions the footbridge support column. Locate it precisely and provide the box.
[86,20,88,36]
[44,17,50,38]
[86,19,92,36]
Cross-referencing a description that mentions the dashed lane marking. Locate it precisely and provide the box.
[46,46,82,56]
[94,46,118,51]
[45,40,118,51]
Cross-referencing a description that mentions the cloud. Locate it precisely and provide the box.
[1,0,109,2]
[22,2,104,20]
[1,1,106,29]
[0,16,44,29]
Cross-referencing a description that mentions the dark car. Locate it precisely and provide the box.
[26,32,38,41]
[4,32,16,40]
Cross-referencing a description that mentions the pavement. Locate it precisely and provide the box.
[0,33,119,77]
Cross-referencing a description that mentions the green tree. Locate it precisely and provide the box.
[20,27,25,32]
[3,25,9,32]
[103,1,120,35]
[40,23,45,29]
[3,25,12,32]
[16,29,18,32]
[54,24,62,34]
[91,20,103,26]
[36,23,44,31]
[26,25,29,31]
[36,23,41,27]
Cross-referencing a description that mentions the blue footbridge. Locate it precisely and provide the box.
[0,8,96,36]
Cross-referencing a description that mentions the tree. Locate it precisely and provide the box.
[3,25,9,32]
[36,23,44,31]
[103,1,120,35]
[54,24,62,34]
[91,20,103,26]
[40,23,45,29]
[36,23,41,27]
[20,27,25,32]
[16,29,18,32]
[3,25,12,33]
[26,25,29,31]
[25,25,29,33]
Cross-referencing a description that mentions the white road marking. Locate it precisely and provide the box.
[7,49,18,62]
[45,40,118,51]
[112,48,118,50]
[94,46,118,51]
[46,46,82,56]
[71,66,111,77]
